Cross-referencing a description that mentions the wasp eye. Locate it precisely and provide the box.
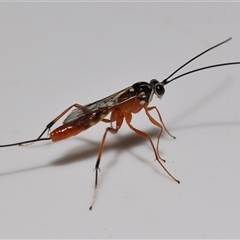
[155,83,165,97]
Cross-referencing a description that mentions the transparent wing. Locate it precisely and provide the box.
[63,108,87,125]
[63,86,137,125]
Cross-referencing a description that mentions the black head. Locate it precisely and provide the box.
[150,79,165,98]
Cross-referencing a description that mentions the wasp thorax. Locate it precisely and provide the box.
[132,81,152,102]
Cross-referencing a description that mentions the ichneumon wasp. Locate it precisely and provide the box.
[1,37,240,210]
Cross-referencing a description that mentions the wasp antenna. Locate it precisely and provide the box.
[0,137,51,148]
[162,37,232,85]
[162,62,240,85]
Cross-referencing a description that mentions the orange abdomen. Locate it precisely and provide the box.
[50,125,85,142]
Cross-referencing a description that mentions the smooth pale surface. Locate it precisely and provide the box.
[0,2,240,238]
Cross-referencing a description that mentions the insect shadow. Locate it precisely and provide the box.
[0,128,160,177]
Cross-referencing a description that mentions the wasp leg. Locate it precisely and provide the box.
[89,109,124,210]
[124,112,180,184]
[145,106,176,160]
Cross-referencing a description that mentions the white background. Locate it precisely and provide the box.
[0,2,240,238]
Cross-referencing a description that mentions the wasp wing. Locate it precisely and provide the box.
[63,86,137,126]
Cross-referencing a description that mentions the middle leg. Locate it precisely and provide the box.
[89,109,124,210]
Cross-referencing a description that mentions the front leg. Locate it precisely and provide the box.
[144,106,176,160]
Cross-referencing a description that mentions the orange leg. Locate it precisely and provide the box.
[102,118,114,128]
[124,112,180,184]
[89,109,124,210]
[145,106,176,159]
[37,104,85,139]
